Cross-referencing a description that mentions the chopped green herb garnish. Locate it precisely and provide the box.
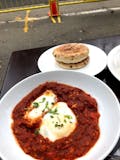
[42,101,49,112]
[45,101,49,108]
[33,98,46,108]
[55,123,64,128]
[49,108,59,115]
[61,124,64,127]
[64,115,72,119]
[33,102,39,108]
[50,115,54,118]
[40,97,46,103]
[64,119,67,123]
[55,123,58,127]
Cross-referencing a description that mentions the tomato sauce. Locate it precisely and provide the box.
[11,82,100,160]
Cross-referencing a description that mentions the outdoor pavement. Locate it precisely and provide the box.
[0,0,120,94]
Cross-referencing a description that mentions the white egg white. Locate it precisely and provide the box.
[40,102,77,142]
[25,90,57,120]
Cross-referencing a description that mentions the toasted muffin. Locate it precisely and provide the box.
[53,43,89,69]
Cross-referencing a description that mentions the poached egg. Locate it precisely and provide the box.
[25,90,77,142]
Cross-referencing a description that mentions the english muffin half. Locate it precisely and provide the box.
[56,57,89,69]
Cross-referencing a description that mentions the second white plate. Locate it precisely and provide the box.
[108,45,120,81]
[38,43,107,76]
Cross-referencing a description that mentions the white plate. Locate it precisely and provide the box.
[0,71,120,160]
[108,45,120,81]
[38,44,107,76]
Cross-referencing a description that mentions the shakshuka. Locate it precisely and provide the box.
[11,82,100,160]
